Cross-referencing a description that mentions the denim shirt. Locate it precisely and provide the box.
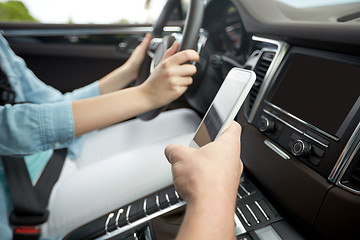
[0,34,100,239]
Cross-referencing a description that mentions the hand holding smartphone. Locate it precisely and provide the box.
[189,68,256,148]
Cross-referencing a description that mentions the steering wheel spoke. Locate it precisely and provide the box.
[147,38,163,58]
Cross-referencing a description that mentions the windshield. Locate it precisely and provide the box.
[240,0,360,24]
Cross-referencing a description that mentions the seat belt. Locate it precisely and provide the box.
[2,148,67,239]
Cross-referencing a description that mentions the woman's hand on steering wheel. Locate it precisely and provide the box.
[139,41,199,109]
[136,0,204,120]
[98,34,153,94]
[122,33,153,82]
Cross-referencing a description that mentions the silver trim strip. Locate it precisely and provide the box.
[115,209,124,229]
[105,213,114,235]
[174,190,181,201]
[255,201,270,221]
[155,195,160,209]
[329,121,360,184]
[97,201,187,240]
[246,204,260,224]
[264,140,290,160]
[2,27,152,37]
[247,36,289,123]
[165,194,171,205]
[125,205,131,225]
[336,137,360,194]
[239,184,251,196]
[236,207,251,226]
[143,199,148,216]
[265,101,339,142]
[1,26,182,37]
[234,213,247,236]
[264,109,329,148]
[237,192,243,199]
[133,232,138,240]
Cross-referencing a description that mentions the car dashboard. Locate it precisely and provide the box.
[63,0,360,239]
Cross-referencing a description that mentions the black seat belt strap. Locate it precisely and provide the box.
[1,148,67,225]
[2,156,44,216]
[35,148,67,208]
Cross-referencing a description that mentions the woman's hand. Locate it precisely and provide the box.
[122,33,152,80]
[73,38,199,137]
[139,41,200,109]
[98,34,152,94]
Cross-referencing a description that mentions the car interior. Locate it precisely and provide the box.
[1,0,360,239]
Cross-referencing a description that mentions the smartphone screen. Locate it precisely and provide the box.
[189,68,256,148]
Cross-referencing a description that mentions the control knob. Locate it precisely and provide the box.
[292,139,312,156]
[258,116,275,132]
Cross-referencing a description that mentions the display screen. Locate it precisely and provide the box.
[193,73,247,147]
[271,54,360,136]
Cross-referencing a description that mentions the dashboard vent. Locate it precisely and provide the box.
[340,149,360,192]
[248,51,275,111]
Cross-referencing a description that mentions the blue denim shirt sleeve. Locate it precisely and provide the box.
[0,34,101,155]
[2,35,100,104]
[0,102,74,155]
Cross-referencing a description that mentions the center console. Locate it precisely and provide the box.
[242,43,360,238]
[253,47,360,179]
[64,174,304,240]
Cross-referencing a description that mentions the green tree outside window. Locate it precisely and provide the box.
[0,0,38,22]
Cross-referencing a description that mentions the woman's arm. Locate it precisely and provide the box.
[3,33,152,104]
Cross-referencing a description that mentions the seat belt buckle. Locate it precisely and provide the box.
[13,226,40,240]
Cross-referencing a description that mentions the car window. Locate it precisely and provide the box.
[277,0,360,8]
[0,0,180,24]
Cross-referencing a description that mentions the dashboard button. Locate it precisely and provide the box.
[258,116,275,132]
[312,145,325,158]
[291,139,311,156]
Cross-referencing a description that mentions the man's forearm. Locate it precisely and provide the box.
[176,198,236,240]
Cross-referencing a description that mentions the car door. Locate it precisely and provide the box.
[0,0,183,93]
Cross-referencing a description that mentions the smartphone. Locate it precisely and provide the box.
[189,68,256,148]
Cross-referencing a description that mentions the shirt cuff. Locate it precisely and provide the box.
[64,81,101,101]
[39,101,75,149]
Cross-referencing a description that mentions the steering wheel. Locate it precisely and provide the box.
[135,0,204,120]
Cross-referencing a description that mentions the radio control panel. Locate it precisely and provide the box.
[250,47,360,180]
[254,104,336,178]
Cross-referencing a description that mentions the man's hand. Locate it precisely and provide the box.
[165,121,243,240]
[140,42,200,108]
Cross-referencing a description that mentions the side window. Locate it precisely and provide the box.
[0,0,175,24]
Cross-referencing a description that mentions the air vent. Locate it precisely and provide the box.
[248,51,275,112]
[340,149,360,192]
